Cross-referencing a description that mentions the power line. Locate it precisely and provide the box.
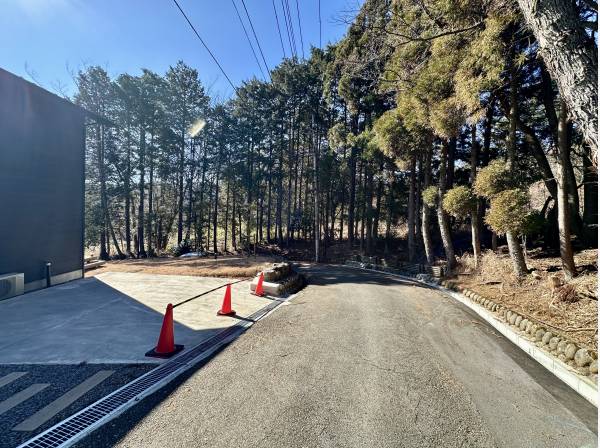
[295,0,305,59]
[280,0,296,58]
[171,0,237,93]
[283,0,298,58]
[286,0,298,57]
[230,0,266,80]
[272,0,287,59]
[239,0,272,81]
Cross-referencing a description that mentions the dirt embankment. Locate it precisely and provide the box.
[86,255,278,279]
[451,249,597,350]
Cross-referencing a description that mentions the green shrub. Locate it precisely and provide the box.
[485,189,529,235]
[474,159,511,198]
[373,109,404,157]
[442,185,476,217]
[422,185,439,207]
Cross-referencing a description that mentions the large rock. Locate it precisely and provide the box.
[542,331,553,345]
[557,340,567,354]
[262,262,292,282]
[535,328,546,342]
[529,324,539,336]
[565,343,578,360]
[549,337,561,351]
[574,348,593,367]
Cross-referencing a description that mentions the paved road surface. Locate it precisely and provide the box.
[79,264,597,448]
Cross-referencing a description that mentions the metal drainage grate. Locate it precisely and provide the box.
[18,300,281,448]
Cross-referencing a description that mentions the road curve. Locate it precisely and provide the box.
[79,264,597,448]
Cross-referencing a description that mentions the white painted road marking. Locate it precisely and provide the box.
[0,384,49,416]
[13,370,114,432]
[0,372,27,388]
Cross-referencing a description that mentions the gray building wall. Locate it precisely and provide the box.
[0,68,85,291]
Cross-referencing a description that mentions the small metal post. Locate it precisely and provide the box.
[45,262,52,287]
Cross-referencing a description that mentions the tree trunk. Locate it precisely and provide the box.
[437,141,456,270]
[348,117,358,248]
[421,143,435,265]
[125,132,132,256]
[232,191,237,251]
[506,55,528,277]
[517,0,598,162]
[197,143,208,250]
[97,124,109,260]
[313,121,320,262]
[373,162,383,242]
[267,140,273,242]
[470,125,481,266]
[147,134,154,255]
[185,138,197,242]
[506,232,527,277]
[137,124,146,258]
[407,151,417,262]
[582,144,598,226]
[213,146,222,258]
[177,133,185,244]
[540,61,583,236]
[555,99,577,278]
[365,166,374,256]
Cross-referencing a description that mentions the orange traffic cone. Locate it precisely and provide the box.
[146,303,184,358]
[217,284,236,316]
[253,272,265,297]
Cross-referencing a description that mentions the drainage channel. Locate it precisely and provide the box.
[16,299,282,448]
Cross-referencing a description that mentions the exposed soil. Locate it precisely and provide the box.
[451,248,598,350]
[85,255,278,279]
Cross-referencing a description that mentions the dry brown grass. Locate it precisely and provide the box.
[86,255,277,279]
[454,248,598,350]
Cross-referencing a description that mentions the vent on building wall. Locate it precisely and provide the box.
[0,273,24,301]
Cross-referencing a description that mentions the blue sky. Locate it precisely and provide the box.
[0,0,361,101]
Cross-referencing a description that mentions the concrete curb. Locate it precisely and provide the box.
[340,261,598,407]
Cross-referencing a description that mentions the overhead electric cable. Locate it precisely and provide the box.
[171,0,237,92]
[239,0,272,81]
[280,0,296,58]
[284,0,298,58]
[230,0,266,80]
[295,0,305,59]
[272,0,287,58]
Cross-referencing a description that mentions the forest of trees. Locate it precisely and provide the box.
[79,0,597,279]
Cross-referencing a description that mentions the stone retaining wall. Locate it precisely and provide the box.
[440,279,598,380]
[250,262,305,297]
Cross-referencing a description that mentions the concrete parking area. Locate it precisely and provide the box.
[0,272,271,365]
[0,272,274,447]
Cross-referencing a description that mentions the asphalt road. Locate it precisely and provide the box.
[79,264,597,448]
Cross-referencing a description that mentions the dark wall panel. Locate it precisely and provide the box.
[0,69,85,285]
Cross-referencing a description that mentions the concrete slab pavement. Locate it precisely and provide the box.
[0,272,271,365]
